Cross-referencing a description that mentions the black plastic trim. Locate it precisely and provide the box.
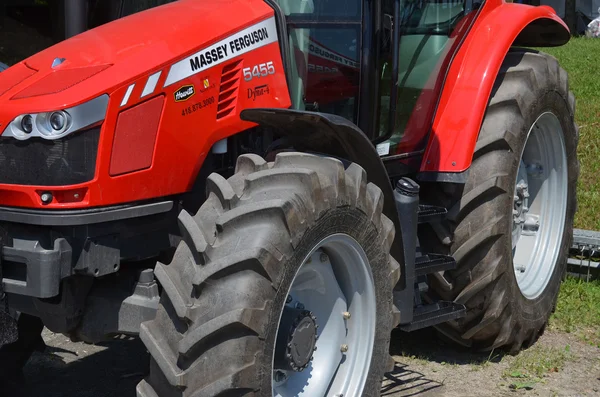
[0,201,173,226]
[414,253,457,277]
[357,0,379,140]
[398,301,466,332]
[263,0,294,98]
[382,150,424,162]
[513,17,570,47]
[386,0,401,140]
[417,204,448,223]
[2,238,72,298]
[417,170,469,183]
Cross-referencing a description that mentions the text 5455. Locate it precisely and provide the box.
[243,62,275,81]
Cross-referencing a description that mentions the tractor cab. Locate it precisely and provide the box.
[275,0,474,159]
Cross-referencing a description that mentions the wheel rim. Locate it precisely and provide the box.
[512,112,568,299]
[272,234,377,397]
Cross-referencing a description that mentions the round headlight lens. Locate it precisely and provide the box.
[49,111,67,132]
[21,115,33,134]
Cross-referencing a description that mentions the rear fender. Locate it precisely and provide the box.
[419,1,569,179]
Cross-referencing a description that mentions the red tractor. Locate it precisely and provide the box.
[0,0,579,396]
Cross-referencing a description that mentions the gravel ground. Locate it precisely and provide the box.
[6,327,598,397]
[385,328,600,397]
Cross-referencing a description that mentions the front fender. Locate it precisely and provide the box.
[420,1,569,177]
[240,107,404,271]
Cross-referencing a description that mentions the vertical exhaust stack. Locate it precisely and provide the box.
[64,0,87,38]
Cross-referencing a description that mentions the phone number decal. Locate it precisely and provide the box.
[181,96,215,116]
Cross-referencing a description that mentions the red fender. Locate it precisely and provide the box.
[420,0,570,175]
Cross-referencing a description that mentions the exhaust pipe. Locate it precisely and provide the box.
[64,0,87,38]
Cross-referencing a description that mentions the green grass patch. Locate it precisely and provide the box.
[550,277,600,346]
[503,344,574,390]
[539,38,600,230]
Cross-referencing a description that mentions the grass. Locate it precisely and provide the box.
[538,38,600,230]
[503,344,574,390]
[550,277,600,346]
[499,276,600,390]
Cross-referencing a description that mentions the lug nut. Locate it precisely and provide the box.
[274,371,286,382]
[342,312,351,320]
[340,344,348,353]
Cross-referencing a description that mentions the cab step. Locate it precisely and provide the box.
[399,301,466,332]
[415,253,457,277]
[417,204,447,224]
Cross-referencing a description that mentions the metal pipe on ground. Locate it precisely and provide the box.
[569,228,600,281]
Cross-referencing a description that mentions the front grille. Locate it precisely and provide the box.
[0,127,100,186]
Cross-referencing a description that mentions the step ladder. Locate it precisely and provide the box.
[394,178,466,331]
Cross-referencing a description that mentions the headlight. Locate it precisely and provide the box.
[49,111,68,132]
[4,94,109,140]
[21,115,34,134]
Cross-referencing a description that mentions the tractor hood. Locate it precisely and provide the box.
[0,0,274,114]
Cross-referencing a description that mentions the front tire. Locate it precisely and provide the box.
[424,50,579,352]
[137,152,400,396]
[0,313,45,385]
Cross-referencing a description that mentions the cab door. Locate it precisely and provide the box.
[376,0,480,161]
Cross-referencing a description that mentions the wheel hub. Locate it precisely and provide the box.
[272,239,376,397]
[274,306,318,372]
[513,163,530,249]
[513,180,530,225]
[511,113,568,299]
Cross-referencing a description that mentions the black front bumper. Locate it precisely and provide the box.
[0,201,176,298]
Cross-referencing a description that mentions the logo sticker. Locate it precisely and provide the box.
[164,17,278,87]
[248,84,270,101]
[174,85,195,102]
[198,77,215,93]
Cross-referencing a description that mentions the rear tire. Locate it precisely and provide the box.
[137,152,401,396]
[424,50,578,352]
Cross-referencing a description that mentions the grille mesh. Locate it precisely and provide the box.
[0,127,100,186]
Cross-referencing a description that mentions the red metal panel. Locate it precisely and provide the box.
[110,96,165,176]
[0,0,290,209]
[12,65,111,99]
[420,0,569,174]
[0,63,37,97]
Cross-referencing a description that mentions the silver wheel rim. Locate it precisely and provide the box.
[272,234,376,397]
[512,112,568,299]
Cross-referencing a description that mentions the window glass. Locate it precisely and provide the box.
[274,0,362,122]
[378,0,469,156]
[278,0,361,18]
